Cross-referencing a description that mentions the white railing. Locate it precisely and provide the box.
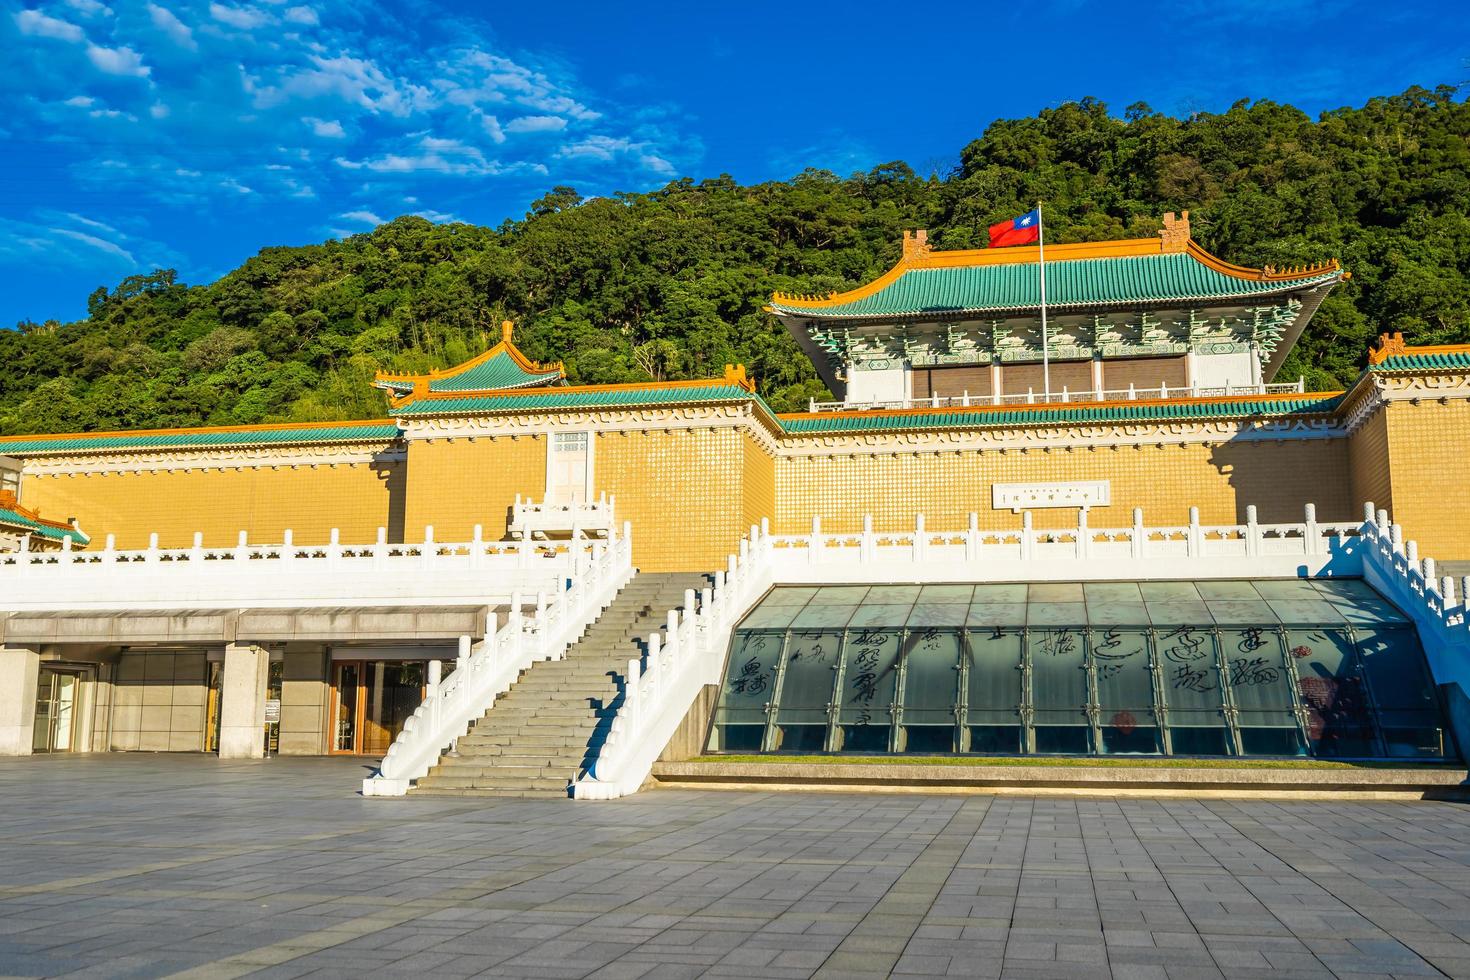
[1357,503,1470,695]
[574,526,777,800]
[573,503,1363,799]
[509,493,616,540]
[0,525,591,612]
[812,378,1305,413]
[363,522,635,797]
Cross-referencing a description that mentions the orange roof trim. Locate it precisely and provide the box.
[770,212,1343,310]
[387,363,756,410]
[1367,331,1470,365]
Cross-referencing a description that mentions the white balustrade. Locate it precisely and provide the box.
[0,525,593,612]
[509,493,617,541]
[1356,502,1470,696]
[810,378,1306,413]
[363,522,635,796]
[573,503,1367,800]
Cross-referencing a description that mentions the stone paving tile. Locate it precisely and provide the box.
[6,757,1470,979]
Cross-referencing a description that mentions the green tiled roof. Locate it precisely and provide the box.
[778,395,1342,434]
[1368,351,1470,372]
[0,422,400,456]
[392,383,758,416]
[377,349,561,393]
[771,252,1342,319]
[0,508,88,545]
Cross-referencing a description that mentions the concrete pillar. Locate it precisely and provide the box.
[0,646,41,755]
[279,644,329,755]
[218,643,268,759]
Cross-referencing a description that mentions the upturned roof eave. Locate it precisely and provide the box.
[769,274,1343,323]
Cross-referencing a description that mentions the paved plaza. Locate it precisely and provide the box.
[3,757,1470,979]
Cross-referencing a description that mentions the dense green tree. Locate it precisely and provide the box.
[3,87,1467,435]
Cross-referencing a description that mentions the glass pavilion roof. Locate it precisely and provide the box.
[709,579,1448,763]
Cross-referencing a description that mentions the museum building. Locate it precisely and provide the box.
[2,213,1469,798]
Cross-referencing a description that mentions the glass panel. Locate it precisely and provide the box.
[907,604,969,628]
[919,585,974,604]
[1091,628,1159,754]
[1141,582,1201,602]
[972,584,1027,603]
[1288,629,1374,757]
[1195,581,1259,600]
[1086,601,1150,626]
[1356,626,1445,758]
[967,602,1028,626]
[359,661,423,757]
[966,628,1023,753]
[810,586,870,604]
[1031,628,1089,753]
[790,604,858,628]
[1157,627,1230,756]
[334,663,359,753]
[710,632,781,751]
[1083,583,1143,603]
[1029,583,1083,603]
[847,603,916,629]
[771,631,840,752]
[1205,600,1279,625]
[836,629,900,752]
[1221,627,1304,757]
[899,629,961,752]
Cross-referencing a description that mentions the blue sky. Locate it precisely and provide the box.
[2,0,1466,324]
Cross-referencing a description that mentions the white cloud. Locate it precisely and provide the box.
[282,5,316,25]
[147,3,196,50]
[506,114,566,134]
[305,116,345,137]
[86,43,150,77]
[49,227,135,263]
[208,2,270,29]
[63,95,95,107]
[149,102,169,119]
[14,9,85,42]
[413,209,459,223]
[339,209,382,225]
[557,135,675,175]
[64,0,112,15]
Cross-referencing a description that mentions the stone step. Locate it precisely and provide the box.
[410,787,570,799]
[442,752,583,767]
[419,774,572,792]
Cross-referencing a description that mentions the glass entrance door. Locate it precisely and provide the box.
[33,669,81,752]
[330,661,426,755]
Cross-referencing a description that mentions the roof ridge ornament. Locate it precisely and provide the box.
[1159,211,1190,252]
[901,229,931,264]
[1368,331,1409,364]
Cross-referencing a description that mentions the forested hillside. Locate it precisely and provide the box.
[3,86,1467,434]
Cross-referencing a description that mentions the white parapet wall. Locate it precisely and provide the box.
[571,502,1470,800]
[0,525,592,612]
[362,523,635,797]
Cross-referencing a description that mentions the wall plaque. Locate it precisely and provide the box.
[992,480,1111,513]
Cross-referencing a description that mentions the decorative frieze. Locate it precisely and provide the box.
[19,443,405,476]
[993,481,1111,513]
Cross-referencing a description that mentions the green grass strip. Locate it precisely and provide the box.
[690,755,1462,771]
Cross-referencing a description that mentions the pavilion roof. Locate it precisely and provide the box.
[0,420,400,456]
[0,490,88,546]
[374,321,564,397]
[390,365,759,417]
[1366,333,1470,372]
[768,214,1346,321]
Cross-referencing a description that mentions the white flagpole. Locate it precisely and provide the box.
[1038,201,1050,399]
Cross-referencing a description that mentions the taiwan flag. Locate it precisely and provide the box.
[989,209,1041,247]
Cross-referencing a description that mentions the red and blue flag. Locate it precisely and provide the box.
[988,208,1040,247]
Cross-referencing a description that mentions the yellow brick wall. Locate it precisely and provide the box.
[1348,407,1393,520]
[774,439,1354,534]
[401,435,545,543]
[1384,398,1470,560]
[741,432,776,537]
[23,460,404,549]
[594,428,747,572]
